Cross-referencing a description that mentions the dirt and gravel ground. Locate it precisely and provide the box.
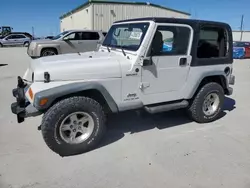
[0,47,250,188]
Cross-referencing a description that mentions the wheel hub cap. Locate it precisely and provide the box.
[202,93,220,116]
[59,112,94,144]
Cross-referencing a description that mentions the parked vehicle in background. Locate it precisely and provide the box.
[11,17,235,156]
[102,32,107,37]
[0,33,31,47]
[9,32,34,40]
[0,26,12,37]
[27,30,106,58]
[45,36,54,39]
[233,41,250,59]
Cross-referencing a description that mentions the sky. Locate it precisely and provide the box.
[0,0,249,37]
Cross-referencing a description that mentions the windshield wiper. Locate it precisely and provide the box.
[121,47,126,56]
[106,45,110,52]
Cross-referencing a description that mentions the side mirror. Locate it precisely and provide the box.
[142,56,153,66]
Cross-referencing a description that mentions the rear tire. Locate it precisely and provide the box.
[41,96,106,156]
[41,48,57,57]
[187,82,224,123]
[0,43,3,47]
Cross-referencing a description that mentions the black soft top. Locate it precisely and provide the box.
[115,17,231,29]
[115,17,233,66]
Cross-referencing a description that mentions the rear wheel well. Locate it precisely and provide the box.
[40,47,58,56]
[50,89,112,114]
[193,75,228,98]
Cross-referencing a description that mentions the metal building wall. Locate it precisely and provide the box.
[60,4,93,32]
[233,31,250,42]
[93,3,190,31]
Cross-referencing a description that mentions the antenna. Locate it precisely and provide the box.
[32,26,35,39]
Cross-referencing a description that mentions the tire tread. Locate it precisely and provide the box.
[41,96,106,156]
[188,82,224,123]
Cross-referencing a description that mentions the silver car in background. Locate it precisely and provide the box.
[0,34,31,47]
[27,30,106,58]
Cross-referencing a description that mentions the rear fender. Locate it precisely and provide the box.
[187,71,228,99]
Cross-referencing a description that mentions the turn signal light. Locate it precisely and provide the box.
[39,98,48,106]
[28,88,33,100]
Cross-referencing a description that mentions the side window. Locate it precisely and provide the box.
[6,35,14,39]
[16,35,26,39]
[102,32,107,37]
[245,42,250,48]
[150,25,191,56]
[82,32,100,40]
[197,27,229,58]
[64,32,82,40]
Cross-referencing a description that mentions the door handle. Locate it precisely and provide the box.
[179,57,187,66]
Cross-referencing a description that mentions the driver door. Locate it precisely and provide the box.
[141,24,193,105]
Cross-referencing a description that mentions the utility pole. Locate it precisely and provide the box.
[240,15,244,41]
[32,26,35,39]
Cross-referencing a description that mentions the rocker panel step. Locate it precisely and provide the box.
[144,100,189,114]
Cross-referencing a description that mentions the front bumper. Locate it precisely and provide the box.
[27,47,39,58]
[11,77,41,123]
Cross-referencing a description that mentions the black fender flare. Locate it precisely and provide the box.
[33,82,118,112]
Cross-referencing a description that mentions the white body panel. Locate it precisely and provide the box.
[24,51,123,82]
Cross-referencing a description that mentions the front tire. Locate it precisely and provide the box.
[41,48,57,57]
[187,82,224,123]
[41,96,106,156]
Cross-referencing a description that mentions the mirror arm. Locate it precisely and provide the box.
[142,56,153,66]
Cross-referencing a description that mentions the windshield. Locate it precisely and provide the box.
[102,22,150,51]
[52,31,70,40]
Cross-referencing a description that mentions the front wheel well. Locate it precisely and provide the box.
[40,47,58,56]
[50,89,112,114]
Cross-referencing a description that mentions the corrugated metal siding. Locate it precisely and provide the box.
[60,4,93,32]
[93,4,190,31]
[233,31,250,42]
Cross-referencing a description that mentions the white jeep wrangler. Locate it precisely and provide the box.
[11,17,235,156]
